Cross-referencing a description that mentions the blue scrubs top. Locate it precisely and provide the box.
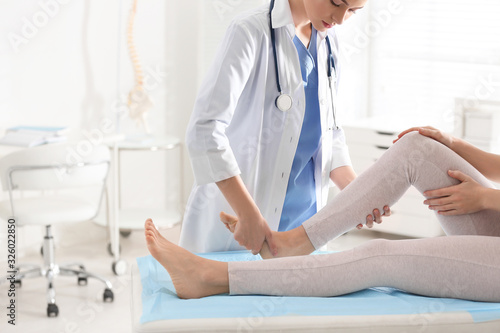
[279,27,321,231]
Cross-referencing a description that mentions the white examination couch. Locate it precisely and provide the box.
[131,252,500,333]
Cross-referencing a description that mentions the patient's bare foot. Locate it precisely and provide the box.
[220,212,315,259]
[144,219,229,299]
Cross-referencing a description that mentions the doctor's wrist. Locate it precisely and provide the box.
[237,206,263,222]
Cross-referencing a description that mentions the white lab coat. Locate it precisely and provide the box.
[180,0,352,253]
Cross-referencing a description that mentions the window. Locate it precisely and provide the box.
[337,0,500,130]
[198,0,267,79]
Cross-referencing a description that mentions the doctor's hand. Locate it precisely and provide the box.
[220,211,278,256]
[356,205,391,229]
[394,126,455,149]
[423,170,488,215]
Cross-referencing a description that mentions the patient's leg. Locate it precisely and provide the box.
[303,132,500,250]
[144,219,500,302]
[224,132,500,257]
[229,235,500,302]
[144,219,229,298]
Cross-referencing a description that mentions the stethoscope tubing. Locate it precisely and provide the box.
[270,0,282,95]
[269,0,338,129]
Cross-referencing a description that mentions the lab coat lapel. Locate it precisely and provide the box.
[262,0,306,231]
[315,31,339,209]
[272,0,302,96]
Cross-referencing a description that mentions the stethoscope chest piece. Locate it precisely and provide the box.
[269,0,337,120]
[276,93,293,112]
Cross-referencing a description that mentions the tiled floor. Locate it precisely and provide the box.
[0,222,409,333]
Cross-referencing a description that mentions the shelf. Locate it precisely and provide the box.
[107,135,181,151]
[94,208,182,230]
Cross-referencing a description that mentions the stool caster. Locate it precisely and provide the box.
[103,288,114,302]
[77,277,88,286]
[107,243,121,256]
[47,303,59,317]
[120,229,132,238]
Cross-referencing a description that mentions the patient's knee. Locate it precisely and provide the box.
[393,132,443,159]
[395,131,428,148]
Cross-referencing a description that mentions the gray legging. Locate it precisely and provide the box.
[228,132,500,302]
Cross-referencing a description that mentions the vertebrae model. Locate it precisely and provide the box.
[127,0,153,133]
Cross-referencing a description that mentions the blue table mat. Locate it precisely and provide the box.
[137,251,500,324]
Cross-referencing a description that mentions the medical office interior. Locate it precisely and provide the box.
[1,0,500,332]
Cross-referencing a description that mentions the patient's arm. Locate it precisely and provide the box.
[484,188,500,212]
[450,138,500,183]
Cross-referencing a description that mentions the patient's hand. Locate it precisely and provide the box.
[423,170,488,215]
[394,126,455,149]
[357,205,391,229]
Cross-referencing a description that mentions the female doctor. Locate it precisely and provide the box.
[180,0,389,254]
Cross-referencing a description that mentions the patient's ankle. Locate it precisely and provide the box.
[260,227,315,259]
[200,260,229,294]
[284,227,315,256]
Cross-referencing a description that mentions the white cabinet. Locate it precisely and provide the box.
[93,136,184,275]
[455,99,500,189]
[341,123,444,238]
[95,136,184,231]
[456,100,500,156]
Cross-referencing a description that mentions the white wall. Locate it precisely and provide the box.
[0,0,197,257]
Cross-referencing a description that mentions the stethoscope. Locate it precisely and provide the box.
[269,0,338,130]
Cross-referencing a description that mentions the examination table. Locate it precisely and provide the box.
[131,251,500,332]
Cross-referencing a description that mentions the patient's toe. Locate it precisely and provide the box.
[220,211,238,233]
